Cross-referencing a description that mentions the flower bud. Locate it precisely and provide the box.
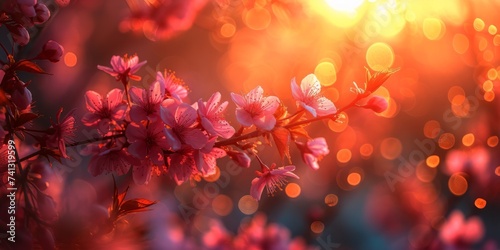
[363,96,388,113]
[6,24,30,46]
[227,150,251,168]
[37,40,64,62]
[33,4,50,24]
[11,87,32,110]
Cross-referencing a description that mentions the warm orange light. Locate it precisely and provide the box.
[285,183,301,198]
[359,143,373,158]
[212,195,233,216]
[337,148,352,163]
[448,173,468,196]
[424,120,441,139]
[495,166,500,176]
[325,0,365,13]
[64,52,77,67]
[204,166,221,182]
[325,194,339,207]
[473,18,485,31]
[220,23,236,38]
[474,198,487,209]
[439,133,455,150]
[347,172,362,186]
[315,62,337,86]
[380,137,403,160]
[426,155,440,168]
[462,133,475,147]
[244,7,271,30]
[452,34,469,54]
[423,18,446,40]
[484,91,495,102]
[487,136,499,147]
[238,195,258,215]
[366,42,395,71]
[311,221,325,234]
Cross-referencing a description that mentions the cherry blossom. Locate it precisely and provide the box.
[166,146,197,185]
[291,74,336,117]
[129,75,165,123]
[125,121,171,166]
[231,86,280,131]
[97,54,147,82]
[85,143,138,177]
[198,92,235,139]
[82,89,127,133]
[46,108,76,158]
[36,40,64,62]
[194,146,226,176]
[161,102,208,150]
[158,71,188,102]
[250,162,299,201]
[298,137,329,170]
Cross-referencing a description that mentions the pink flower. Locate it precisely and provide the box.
[158,70,188,102]
[227,150,251,168]
[166,147,197,185]
[198,92,235,139]
[194,146,226,176]
[161,102,208,150]
[47,108,76,158]
[6,24,29,46]
[129,75,165,123]
[362,96,388,113]
[299,137,329,170]
[439,210,484,247]
[122,0,208,41]
[125,121,171,166]
[85,143,138,177]
[97,54,146,82]
[231,86,280,131]
[291,74,336,117]
[82,89,127,133]
[250,163,299,201]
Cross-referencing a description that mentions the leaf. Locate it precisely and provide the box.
[289,126,310,140]
[118,198,157,216]
[15,60,50,75]
[14,112,39,127]
[365,67,399,94]
[271,127,291,162]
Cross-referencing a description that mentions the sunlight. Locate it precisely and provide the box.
[325,0,365,13]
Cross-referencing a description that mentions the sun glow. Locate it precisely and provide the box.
[325,0,365,13]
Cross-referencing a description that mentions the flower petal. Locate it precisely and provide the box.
[235,109,253,127]
[133,164,152,185]
[253,114,276,131]
[84,91,102,113]
[250,177,266,201]
[106,88,124,110]
[231,92,246,108]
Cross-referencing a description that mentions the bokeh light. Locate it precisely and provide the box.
[366,42,395,71]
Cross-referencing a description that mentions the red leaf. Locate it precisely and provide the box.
[15,60,50,75]
[271,127,291,162]
[14,112,39,127]
[119,198,157,216]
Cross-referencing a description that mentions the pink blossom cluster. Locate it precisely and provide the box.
[83,54,392,201]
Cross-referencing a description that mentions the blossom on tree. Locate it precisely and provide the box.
[197,92,235,139]
[298,137,329,170]
[291,74,336,117]
[158,70,188,102]
[161,102,208,150]
[129,75,166,123]
[125,121,171,167]
[97,54,147,82]
[46,108,76,158]
[250,161,299,201]
[82,89,127,133]
[231,86,280,131]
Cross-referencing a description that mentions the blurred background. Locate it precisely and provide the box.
[14,0,500,249]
